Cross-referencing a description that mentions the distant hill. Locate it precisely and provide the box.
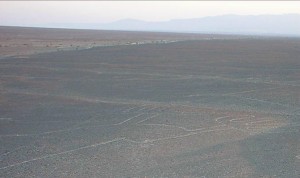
[45,14,300,36]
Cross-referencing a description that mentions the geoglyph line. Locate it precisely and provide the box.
[0,113,149,137]
[235,96,294,109]
[135,114,160,124]
[222,86,282,96]
[0,125,242,170]
[229,117,253,123]
[122,106,138,113]
[246,124,283,129]
[229,126,255,134]
[145,106,159,112]
[0,118,13,121]
[245,120,276,125]
[186,86,283,98]
[0,138,123,170]
[134,105,150,113]
[215,116,230,122]
[114,113,144,125]
[0,122,116,137]
[0,120,86,124]
[148,127,230,143]
[122,104,150,113]
[139,123,195,132]
[122,125,231,144]
[0,121,115,138]
[122,138,146,144]
[0,125,105,137]
[265,130,300,134]
[0,128,225,170]
[0,146,26,158]
[139,123,227,132]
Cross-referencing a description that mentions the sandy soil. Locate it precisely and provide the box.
[0,26,244,58]
[1,27,300,177]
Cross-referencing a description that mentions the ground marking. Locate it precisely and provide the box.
[122,106,138,113]
[148,127,230,143]
[0,138,123,170]
[119,126,233,144]
[135,106,149,112]
[0,113,147,137]
[265,130,300,134]
[0,123,118,137]
[222,86,282,96]
[0,118,12,121]
[121,125,230,144]
[139,123,226,133]
[245,120,275,125]
[135,114,160,124]
[187,86,283,98]
[234,96,295,109]
[114,113,144,125]
[145,106,159,112]
[215,116,230,123]
[139,123,196,132]
[0,146,26,158]
[229,117,251,123]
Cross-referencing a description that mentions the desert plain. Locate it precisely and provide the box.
[0,26,300,177]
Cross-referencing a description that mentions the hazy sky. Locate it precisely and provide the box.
[1,1,300,26]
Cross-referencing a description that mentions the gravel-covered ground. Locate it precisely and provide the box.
[1,37,300,177]
[0,26,239,58]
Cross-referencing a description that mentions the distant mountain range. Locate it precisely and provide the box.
[44,14,300,36]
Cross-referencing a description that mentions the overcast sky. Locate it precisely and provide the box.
[1,1,300,26]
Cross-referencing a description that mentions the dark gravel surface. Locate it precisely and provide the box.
[1,38,300,177]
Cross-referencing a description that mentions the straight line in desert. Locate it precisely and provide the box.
[114,113,144,125]
[0,123,118,138]
[139,123,226,132]
[148,127,231,143]
[135,114,160,124]
[0,138,124,170]
[0,146,26,158]
[235,96,298,110]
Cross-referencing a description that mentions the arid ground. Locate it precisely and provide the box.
[0,27,300,177]
[0,26,239,58]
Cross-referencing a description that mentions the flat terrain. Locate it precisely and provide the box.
[0,26,238,58]
[0,28,300,177]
